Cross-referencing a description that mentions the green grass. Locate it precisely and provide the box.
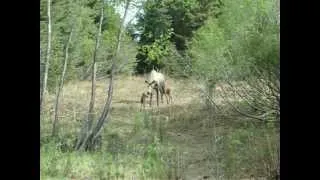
[41,122,177,180]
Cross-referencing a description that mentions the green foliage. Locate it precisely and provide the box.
[221,0,279,78]
[134,0,222,74]
[142,138,167,179]
[115,35,139,75]
[189,0,279,82]
[40,0,124,89]
[41,111,173,179]
[133,111,148,133]
[139,28,173,66]
[219,123,279,179]
[189,17,229,81]
[160,43,193,77]
[40,140,64,178]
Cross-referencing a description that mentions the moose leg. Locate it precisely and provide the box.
[140,102,142,111]
[143,101,146,110]
[161,93,164,103]
[156,90,159,107]
[164,93,169,104]
[142,98,145,111]
[161,84,165,103]
[149,93,153,107]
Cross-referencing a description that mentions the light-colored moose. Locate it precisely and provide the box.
[144,68,166,107]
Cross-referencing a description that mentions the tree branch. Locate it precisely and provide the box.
[220,85,278,122]
[225,81,268,113]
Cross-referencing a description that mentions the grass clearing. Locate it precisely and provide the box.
[41,76,279,180]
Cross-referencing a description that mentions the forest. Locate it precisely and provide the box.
[40,0,280,179]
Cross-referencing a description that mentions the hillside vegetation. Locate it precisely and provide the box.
[41,76,279,180]
[40,0,279,179]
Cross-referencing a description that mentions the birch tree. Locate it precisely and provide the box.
[75,0,132,151]
[52,26,74,137]
[75,0,105,150]
[40,0,52,115]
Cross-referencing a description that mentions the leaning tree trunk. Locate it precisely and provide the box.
[75,2,104,150]
[75,0,131,151]
[52,27,74,137]
[40,0,52,115]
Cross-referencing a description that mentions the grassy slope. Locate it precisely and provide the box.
[41,75,278,180]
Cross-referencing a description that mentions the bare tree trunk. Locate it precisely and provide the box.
[92,0,131,143]
[76,0,132,151]
[52,27,74,137]
[40,47,44,100]
[75,2,104,150]
[40,0,52,115]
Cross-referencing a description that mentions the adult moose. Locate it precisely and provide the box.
[145,68,166,107]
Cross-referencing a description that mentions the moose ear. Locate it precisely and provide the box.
[145,80,149,84]
[151,80,156,84]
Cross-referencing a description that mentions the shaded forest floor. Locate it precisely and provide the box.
[41,76,278,180]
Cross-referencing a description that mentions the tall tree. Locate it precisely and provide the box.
[75,0,105,150]
[75,0,133,151]
[52,25,74,137]
[40,0,52,114]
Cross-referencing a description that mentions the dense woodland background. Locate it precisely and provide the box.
[40,0,280,179]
